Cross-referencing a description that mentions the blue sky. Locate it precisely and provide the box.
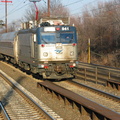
[0,0,111,24]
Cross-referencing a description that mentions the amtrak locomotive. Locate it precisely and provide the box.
[0,18,78,79]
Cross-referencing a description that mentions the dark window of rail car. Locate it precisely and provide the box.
[41,32,57,44]
[60,32,74,43]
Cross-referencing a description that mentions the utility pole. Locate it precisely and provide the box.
[5,0,7,32]
[88,38,91,64]
[1,0,12,32]
[48,0,50,17]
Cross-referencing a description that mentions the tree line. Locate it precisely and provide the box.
[73,0,120,55]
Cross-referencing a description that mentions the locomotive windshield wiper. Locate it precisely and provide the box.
[68,39,72,43]
[42,38,48,44]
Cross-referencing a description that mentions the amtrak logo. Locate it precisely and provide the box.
[55,49,63,54]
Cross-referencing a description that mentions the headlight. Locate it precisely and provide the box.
[70,51,74,56]
[38,64,44,68]
[43,52,48,57]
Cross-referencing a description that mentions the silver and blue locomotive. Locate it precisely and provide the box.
[0,19,78,79]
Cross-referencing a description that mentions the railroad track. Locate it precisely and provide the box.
[67,80,120,102]
[55,80,120,113]
[37,80,120,120]
[0,60,120,119]
[0,101,10,120]
[0,70,63,120]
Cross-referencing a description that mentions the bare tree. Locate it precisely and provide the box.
[50,0,69,17]
[22,4,45,22]
[74,0,120,54]
[70,0,120,66]
[22,0,69,22]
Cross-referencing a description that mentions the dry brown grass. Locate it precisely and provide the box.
[78,51,120,68]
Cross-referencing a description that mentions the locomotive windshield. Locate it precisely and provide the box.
[41,32,75,44]
[41,33,56,43]
[60,32,73,43]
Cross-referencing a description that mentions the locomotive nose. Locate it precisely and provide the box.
[54,65,62,73]
[54,64,66,74]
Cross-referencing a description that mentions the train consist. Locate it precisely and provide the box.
[0,18,78,79]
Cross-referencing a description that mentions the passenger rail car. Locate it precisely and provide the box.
[0,24,77,79]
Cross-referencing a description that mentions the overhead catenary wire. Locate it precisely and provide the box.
[70,0,97,12]
[63,0,84,7]
[0,2,30,20]
[0,0,106,20]
[70,2,120,16]
[2,0,45,19]
[8,0,27,14]
[0,0,119,25]
[9,3,30,15]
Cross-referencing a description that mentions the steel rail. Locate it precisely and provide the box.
[37,81,120,120]
[0,101,10,120]
[66,80,120,103]
[0,70,63,120]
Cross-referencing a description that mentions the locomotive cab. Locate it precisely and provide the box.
[36,25,78,79]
